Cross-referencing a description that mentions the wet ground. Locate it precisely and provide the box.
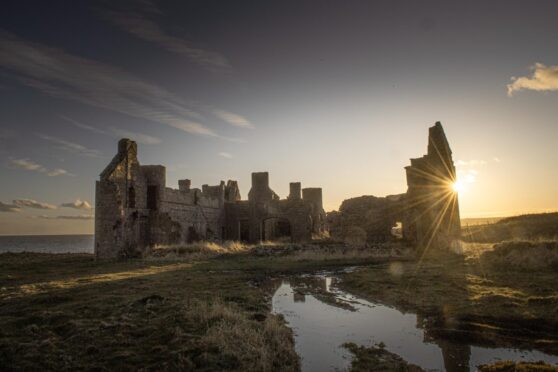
[272,273,558,372]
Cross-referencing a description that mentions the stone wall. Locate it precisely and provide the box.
[403,122,461,249]
[328,194,404,244]
[95,139,322,258]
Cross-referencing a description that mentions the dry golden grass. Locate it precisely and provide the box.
[480,240,558,271]
[148,240,413,263]
[187,299,298,371]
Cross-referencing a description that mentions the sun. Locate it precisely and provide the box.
[452,179,466,193]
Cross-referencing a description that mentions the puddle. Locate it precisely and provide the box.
[272,274,558,372]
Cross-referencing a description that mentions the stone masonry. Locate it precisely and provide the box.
[328,122,461,250]
[94,139,325,259]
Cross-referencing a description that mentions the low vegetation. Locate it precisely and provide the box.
[462,212,558,243]
[480,240,558,271]
[0,252,299,371]
[149,240,412,262]
[343,342,424,371]
[2,234,558,370]
[478,361,558,371]
[338,248,558,354]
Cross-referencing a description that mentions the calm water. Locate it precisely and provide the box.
[272,274,558,372]
[0,235,94,254]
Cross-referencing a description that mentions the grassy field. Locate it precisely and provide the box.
[462,212,558,243]
[0,242,403,371]
[1,240,557,371]
[338,245,558,355]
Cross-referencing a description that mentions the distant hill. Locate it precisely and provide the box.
[461,217,503,226]
[462,212,558,243]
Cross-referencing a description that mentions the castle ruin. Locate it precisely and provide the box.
[94,139,325,258]
[403,122,461,248]
[95,121,460,258]
[328,122,461,249]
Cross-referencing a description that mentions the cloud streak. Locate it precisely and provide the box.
[109,127,162,145]
[0,202,21,213]
[218,152,232,158]
[213,109,254,129]
[9,158,72,177]
[38,134,102,157]
[61,199,93,210]
[13,199,57,210]
[105,10,231,72]
[60,116,162,145]
[0,31,227,138]
[508,63,558,96]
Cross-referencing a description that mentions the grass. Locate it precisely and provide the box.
[478,361,558,371]
[462,212,558,243]
[0,241,405,371]
[338,249,558,354]
[343,342,424,372]
[480,240,558,271]
[2,239,558,370]
[0,252,301,371]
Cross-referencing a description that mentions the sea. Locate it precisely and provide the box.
[0,235,94,254]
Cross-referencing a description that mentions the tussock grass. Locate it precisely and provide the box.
[149,240,254,260]
[480,240,558,271]
[149,240,412,262]
[188,299,298,371]
[0,253,299,371]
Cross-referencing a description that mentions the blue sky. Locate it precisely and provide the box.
[1,0,557,234]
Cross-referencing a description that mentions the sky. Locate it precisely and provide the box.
[1,0,557,235]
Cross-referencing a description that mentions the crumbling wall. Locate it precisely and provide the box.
[302,187,326,235]
[94,139,148,259]
[403,122,461,249]
[328,194,404,244]
[95,140,326,258]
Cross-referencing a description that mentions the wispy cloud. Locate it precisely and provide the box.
[103,1,231,72]
[0,201,21,213]
[47,168,71,177]
[60,199,93,210]
[109,127,162,145]
[508,63,558,96]
[10,158,44,172]
[60,116,162,145]
[60,116,107,135]
[0,31,223,138]
[13,199,57,210]
[33,214,94,220]
[213,109,254,129]
[218,152,233,158]
[38,134,102,157]
[9,158,73,177]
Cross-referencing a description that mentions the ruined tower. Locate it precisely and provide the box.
[403,122,461,250]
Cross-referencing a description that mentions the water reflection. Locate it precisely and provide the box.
[271,275,558,372]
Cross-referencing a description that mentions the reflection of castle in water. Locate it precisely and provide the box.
[285,275,473,372]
